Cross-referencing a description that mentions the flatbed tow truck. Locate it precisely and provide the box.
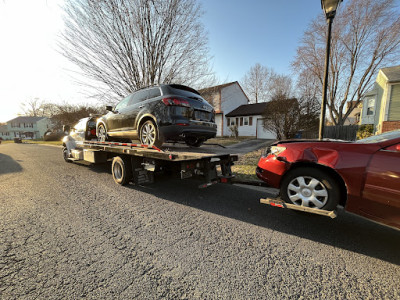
[63,139,337,219]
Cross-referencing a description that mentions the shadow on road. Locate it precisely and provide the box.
[0,153,23,174]
[133,177,400,265]
[77,162,400,265]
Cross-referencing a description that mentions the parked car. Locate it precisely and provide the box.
[63,117,98,145]
[256,130,400,229]
[96,84,217,147]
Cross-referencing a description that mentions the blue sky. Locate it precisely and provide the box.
[0,0,324,122]
[201,0,323,81]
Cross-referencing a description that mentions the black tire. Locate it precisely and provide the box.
[185,138,204,147]
[280,167,340,211]
[97,123,108,142]
[139,120,163,147]
[111,156,132,185]
[62,147,72,163]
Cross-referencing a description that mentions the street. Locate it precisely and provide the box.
[1,143,399,299]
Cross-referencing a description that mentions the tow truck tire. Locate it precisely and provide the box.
[62,147,72,163]
[112,156,132,185]
[280,167,339,211]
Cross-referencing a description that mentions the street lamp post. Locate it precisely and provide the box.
[319,0,342,140]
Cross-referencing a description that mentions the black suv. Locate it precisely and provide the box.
[96,84,217,147]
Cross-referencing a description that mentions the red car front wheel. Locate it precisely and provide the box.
[280,167,340,211]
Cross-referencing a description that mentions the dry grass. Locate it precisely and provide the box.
[232,149,264,180]
[206,137,252,146]
[1,140,62,146]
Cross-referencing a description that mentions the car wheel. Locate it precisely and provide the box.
[62,147,72,163]
[97,124,107,142]
[185,138,204,147]
[280,167,339,211]
[139,120,162,147]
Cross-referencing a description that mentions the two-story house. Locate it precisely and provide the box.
[0,116,52,140]
[360,65,400,133]
[199,82,249,136]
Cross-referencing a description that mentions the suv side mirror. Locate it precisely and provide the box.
[63,125,70,133]
[105,105,113,111]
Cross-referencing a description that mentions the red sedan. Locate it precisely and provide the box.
[256,130,400,229]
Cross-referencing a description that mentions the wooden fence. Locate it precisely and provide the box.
[323,125,359,141]
[297,125,360,141]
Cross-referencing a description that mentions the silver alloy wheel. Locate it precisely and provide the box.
[98,124,106,142]
[286,176,328,208]
[140,122,156,145]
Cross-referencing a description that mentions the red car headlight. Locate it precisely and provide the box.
[270,146,286,156]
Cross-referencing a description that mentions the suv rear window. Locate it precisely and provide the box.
[164,85,203,100]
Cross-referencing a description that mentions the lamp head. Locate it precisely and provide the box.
[321,0,342,19]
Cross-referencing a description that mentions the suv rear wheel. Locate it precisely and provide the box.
[139,120,163,148]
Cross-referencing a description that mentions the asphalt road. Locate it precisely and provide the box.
[1,143,399,299]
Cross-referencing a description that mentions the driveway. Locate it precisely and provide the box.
[225,138,275,154]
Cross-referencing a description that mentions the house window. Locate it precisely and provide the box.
[367,98,375,115]
[244,117,249,126]
[227,118,230,126]
[228,118,235,126]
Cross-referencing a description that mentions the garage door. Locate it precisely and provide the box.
[256,119,276,139]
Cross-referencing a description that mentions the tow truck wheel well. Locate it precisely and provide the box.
[284,162,347,207]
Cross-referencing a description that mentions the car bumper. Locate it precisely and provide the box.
[256,154,289,188]
[160,121,217,140]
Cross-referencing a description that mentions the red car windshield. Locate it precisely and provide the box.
[356,129,400,144]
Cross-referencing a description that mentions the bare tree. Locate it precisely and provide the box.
[292,0,400,125]
[20,98,44,117]
[262,96,300,140]
[241,63,273,103]
[269,73,294,99]
[60,0,214,103]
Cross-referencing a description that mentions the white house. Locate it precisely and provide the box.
[225,103,276,139]
[360,65,400,133]
[0,116,52,140]
[200,82,249,136]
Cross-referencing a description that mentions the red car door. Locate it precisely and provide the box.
[361,143,400,228]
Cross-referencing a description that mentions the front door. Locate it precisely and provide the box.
[361,143,400,228]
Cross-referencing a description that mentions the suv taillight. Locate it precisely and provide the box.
[162,98,190,107]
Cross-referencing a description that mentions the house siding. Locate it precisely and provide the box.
[388,84,400,121]
[375,72,388,133]
[221,84,248,136]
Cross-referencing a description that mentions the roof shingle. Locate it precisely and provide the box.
[226,102,268,117]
